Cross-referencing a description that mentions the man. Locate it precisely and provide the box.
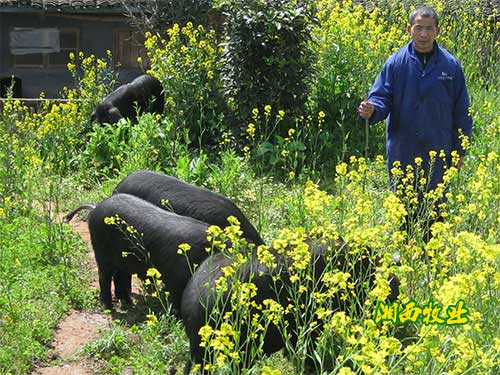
[358,6,473,239]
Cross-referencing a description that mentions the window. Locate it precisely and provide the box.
[11,28,79,68]
[49,29,79,66]
[13,53,44,67]
[114,29,147,68]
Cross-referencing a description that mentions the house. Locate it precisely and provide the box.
[0,0,147,98]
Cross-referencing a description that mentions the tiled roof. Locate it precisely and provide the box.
[0,0,145,10]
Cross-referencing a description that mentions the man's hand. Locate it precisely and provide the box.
[358,100,375,120]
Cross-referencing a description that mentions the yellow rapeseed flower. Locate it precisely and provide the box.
[146,313,158,326]
[146,267,162,280]
[177,243,191,255]
[261,366,282,375]
[246,122,256,140]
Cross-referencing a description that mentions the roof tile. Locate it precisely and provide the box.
[0,0,143,9]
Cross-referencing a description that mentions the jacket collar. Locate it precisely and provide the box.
[407,40,440,70]
[408,40,439,59]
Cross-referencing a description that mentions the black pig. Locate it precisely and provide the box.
[180,238,400,374]
[91,74,164,124]
[65,193,217,312]
[114,170,264,246]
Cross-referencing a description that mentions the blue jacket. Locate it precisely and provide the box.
[368,41,473,189]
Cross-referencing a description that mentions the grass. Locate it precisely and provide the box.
[0,212,95,374]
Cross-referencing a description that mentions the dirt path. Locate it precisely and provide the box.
[26,203,143,375]
[30,311,110,375]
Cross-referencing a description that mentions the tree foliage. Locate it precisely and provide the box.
[120,0,215,36]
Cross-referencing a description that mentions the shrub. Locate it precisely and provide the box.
[220,0,316,131]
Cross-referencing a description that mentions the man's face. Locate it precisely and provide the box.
[407,15,439,53]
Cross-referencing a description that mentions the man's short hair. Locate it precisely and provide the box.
[409,6,439,27]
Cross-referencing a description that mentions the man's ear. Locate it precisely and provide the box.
[407,23,412,34]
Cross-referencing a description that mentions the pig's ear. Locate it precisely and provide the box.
[108,107,123,123]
